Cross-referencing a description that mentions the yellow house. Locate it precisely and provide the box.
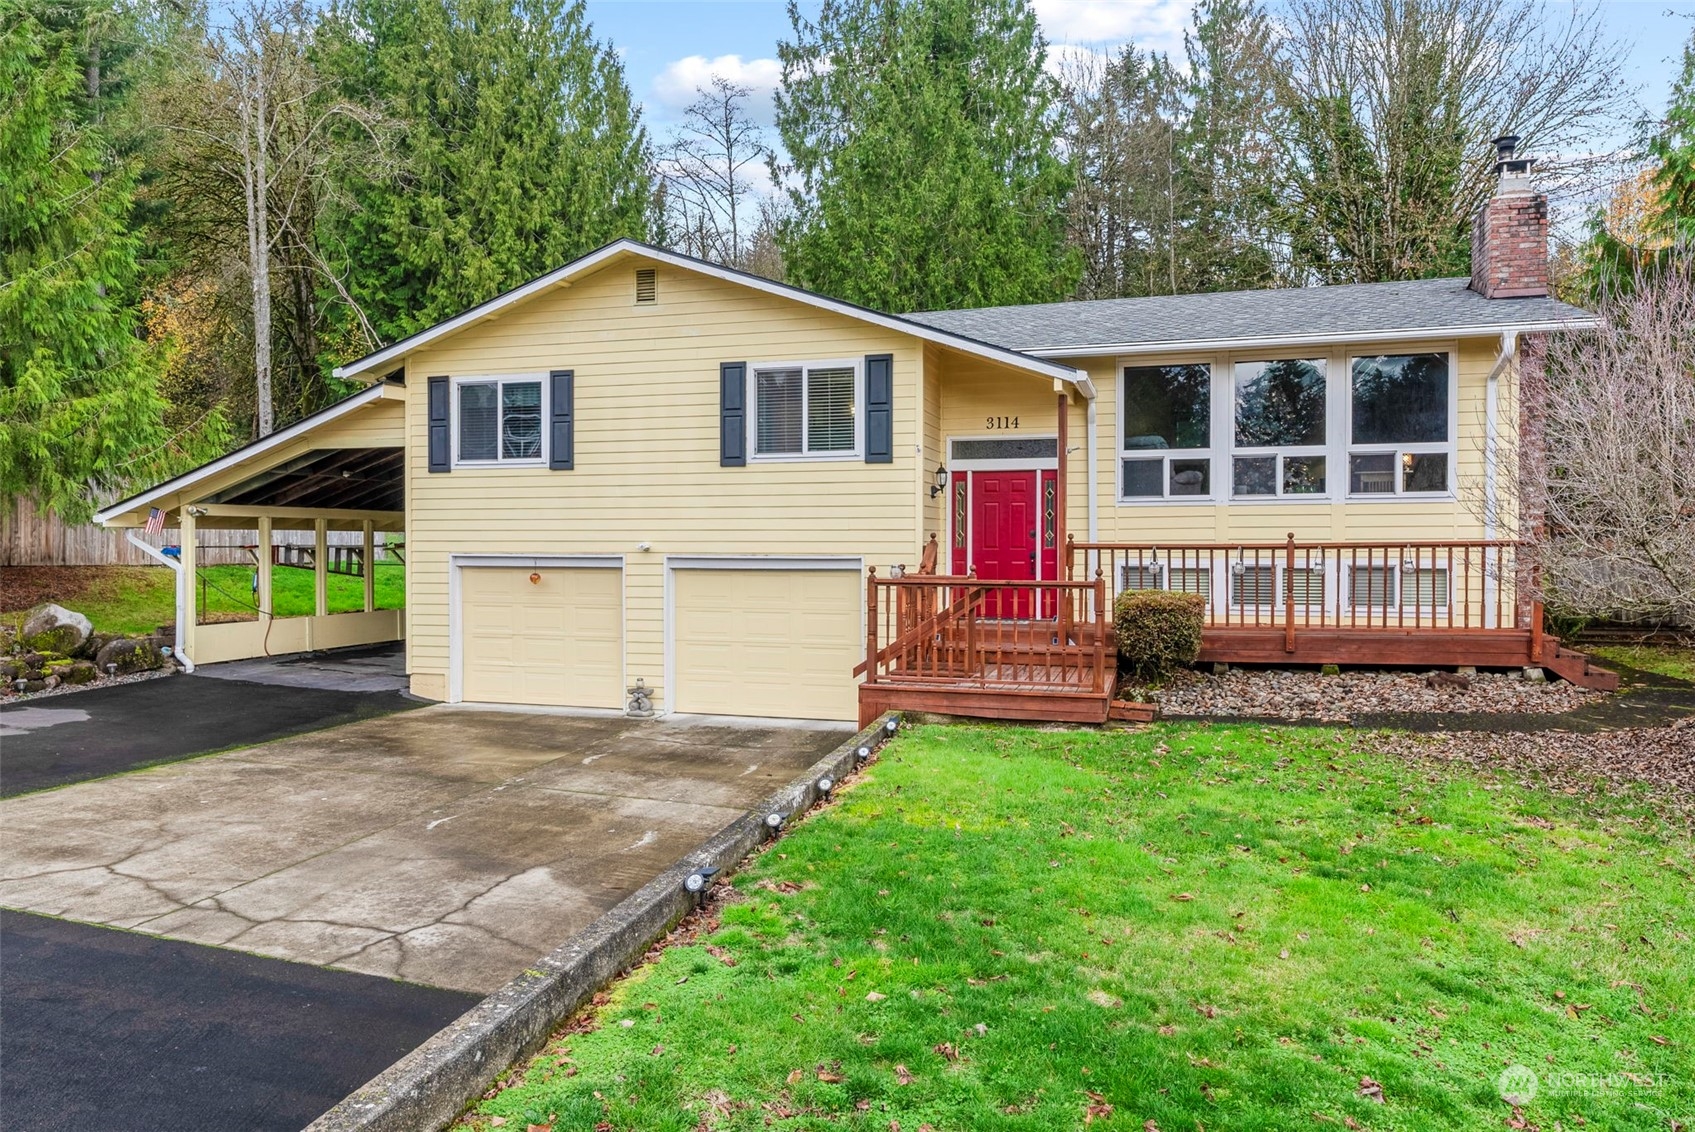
[98,146,1613,724]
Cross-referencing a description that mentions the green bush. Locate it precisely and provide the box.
[1114,589,1205,682]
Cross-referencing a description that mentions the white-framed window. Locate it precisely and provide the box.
[1348,352,1454,496]
[454,375,545,466]
[1231,358,1329,498]
[1119,363,1214,500]
[750,359,860,459]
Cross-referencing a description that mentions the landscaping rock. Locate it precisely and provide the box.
[0,659,19,682]
[95,637,165,675]
[18,679,46,694]
[20,603,92,655]
[78,630,119,661]
[59,661,99,685]
[1132,667,1600,722]
[1426,671,1471,691]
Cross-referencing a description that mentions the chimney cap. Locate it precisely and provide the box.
[1493,134,1522,161]
[1491,134,1535,181]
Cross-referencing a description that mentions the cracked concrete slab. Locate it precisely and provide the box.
[0,707,847,993]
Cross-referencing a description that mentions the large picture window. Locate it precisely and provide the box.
[753,361,858,458]
[1232,358,1327,497]
[1119,363,1213,499]
[456,376,544,465]
[1349,353,1452,495]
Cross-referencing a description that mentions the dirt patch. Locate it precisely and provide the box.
[1369,721,1695,824]
[0,566,161,616]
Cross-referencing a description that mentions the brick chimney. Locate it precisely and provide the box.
[1469,135,1549,299]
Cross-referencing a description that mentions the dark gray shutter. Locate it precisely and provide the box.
[864,353,893,464]
[549,369,574,470]
[427,376,450,472]
[720,361,747,467]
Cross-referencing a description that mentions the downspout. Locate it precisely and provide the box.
[125,530,195,673]
[1484,330,1517,542]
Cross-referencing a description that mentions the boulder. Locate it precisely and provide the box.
[60,661,99,685]
[95,637,165,676]
[20,604,92,655]
[78,630,119,661]
[0,659,19,682]
[18,679,46,694]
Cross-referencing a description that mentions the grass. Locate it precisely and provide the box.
[471,724,1694,1132]
[2,563,403,637]
[1589,644,1695,683]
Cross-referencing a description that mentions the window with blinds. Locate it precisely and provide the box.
[752,361,858,458]
[456,377,544,465]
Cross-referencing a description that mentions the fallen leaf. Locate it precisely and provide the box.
[1344,1118,1361,1130]
[866,991,887,1002]
[1358,1075,1385,1103]
[489,1120,506,1129]
[894,1064,914,1085]
[787,1069,803,1085]
[1651,1035,1670,1046]
[1082,1091,1113,1124]
[1171,893,1195,902]
[934,1041,960,1061]
[817,1066,845,1083]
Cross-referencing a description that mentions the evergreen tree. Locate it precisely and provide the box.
[773,0,1076,312]
[317,0,651,343]
[1,9,225,522]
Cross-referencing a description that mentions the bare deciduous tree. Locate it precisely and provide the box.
[155,0,388,436]
[1487,266,1695,628]
[658,76,772,270]
[1277,0,1630,283]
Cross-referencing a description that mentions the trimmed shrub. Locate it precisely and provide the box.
[1114,589,1205,682]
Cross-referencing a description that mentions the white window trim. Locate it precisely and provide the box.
[1115,343,1460,507]
[747,357,862,462]
[1115,359,1220,504]
[451,373,549,468]
[1344,350,1460,500]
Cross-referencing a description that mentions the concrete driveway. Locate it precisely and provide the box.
[0,707,848,994]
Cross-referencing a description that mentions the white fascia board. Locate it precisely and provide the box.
[94,384,392,527]
[330,239,1091,394]
[1022,318,1601,359]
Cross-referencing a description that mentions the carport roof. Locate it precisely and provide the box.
[95,383,405,527]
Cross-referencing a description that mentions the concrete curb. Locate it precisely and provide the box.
[305,713,900,1132]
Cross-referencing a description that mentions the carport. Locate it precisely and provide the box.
[95,383,407,666]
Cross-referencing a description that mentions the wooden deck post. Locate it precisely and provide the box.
[864,568,878,685]
[178,509,197,658]
[1055,386,1068,576]
[1094,568,1107,693]
[313,518,329,618]
[1284,532,1297,653]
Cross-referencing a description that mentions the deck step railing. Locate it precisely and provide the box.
[860,570,1111,695]
[1068,534,1535,653]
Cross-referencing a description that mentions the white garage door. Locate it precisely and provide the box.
[672,566,860,721]
[460,565,623,708]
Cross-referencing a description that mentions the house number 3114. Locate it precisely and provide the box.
[985,415,1019,429]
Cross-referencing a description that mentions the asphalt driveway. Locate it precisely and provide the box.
[0,644,417,798]
[1,702,847,1129]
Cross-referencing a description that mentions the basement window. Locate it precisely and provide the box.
[634,268,657,304]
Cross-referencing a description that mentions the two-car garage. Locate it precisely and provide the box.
[453,557,862,721]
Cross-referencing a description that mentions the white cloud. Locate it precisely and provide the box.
[653,54,784,123]
[1033,0,1190,56]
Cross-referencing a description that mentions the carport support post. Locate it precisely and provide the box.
[179,509,197,658]
[257,515,273,622]
[314,518,328,618]
[362,520,375,612]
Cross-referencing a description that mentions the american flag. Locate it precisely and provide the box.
[144,507,166,536]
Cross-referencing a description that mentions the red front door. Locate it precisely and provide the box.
[971,470,1037,617]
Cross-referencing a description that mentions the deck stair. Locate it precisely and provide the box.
[1541,639,1620,691]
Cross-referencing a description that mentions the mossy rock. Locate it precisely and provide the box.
[20,603,92,655]
[95,638,165,675]
[60,661,99,685]
[77,631,119,660]
[0,659,20,681]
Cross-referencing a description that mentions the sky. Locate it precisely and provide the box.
[586,0,1692,144]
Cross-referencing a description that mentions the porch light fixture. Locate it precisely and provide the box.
[929,463,948,498]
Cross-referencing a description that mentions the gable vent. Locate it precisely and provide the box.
[634,267,657,304]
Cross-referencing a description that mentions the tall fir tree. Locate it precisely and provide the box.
[317,0,651,342]
[773,0,1076,312]
[1,9,226,522]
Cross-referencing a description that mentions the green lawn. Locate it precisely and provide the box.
[471,724,1693,1132]
[1589,644,1695,683]
[3,563,403,638]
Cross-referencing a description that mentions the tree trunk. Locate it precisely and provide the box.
[243,69,274,438]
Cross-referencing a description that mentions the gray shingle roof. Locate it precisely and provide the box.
[904,276,1594,354]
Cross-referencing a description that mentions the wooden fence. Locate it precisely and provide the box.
[2,497,382,567]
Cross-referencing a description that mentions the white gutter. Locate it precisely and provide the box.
[1024,319,1597,360]
[124,531,195,673]
[1484,330,1517,542]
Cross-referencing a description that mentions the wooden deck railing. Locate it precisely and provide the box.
[860,569,1112,696]
[1067,534,1535,650]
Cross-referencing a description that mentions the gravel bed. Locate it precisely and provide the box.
[1368,721,1695,824]
[1135,667,1602,722]
[1,667,174,704]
